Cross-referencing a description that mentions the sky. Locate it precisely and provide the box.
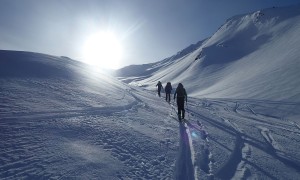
[0,0,300,69]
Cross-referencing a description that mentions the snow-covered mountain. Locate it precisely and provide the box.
[116,5,300,102]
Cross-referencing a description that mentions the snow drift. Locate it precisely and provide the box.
[116,5,300,102]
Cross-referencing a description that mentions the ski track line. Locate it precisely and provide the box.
[184,105,216,178]
[257,125,300,172]
[234,102,240,113]
[175,122,196,180]
[185,102,216,179]
[187,120,213,179]
[257,126,282,152]
[246,105,257,116]
[217,116,252,180]
[290,121,300,131]
[185,123,197,180]
[208,99,257,180]
[170,102,197,180]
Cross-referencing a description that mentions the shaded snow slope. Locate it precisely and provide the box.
[116,5,300,102]
[0,50,133,111]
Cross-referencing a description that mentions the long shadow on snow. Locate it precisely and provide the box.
[189,107,300,178]
[187,108,281,178]
[174,122,195,180]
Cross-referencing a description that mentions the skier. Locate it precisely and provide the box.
[174,83,187,120]
[165,82,172,103]
[156,81,163,97]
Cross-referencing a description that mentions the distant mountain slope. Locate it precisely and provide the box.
[115,40,205,80]
[115,5,300,102]
[0,51,80,79]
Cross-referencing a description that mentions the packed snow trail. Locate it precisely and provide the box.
[170,100,209,180]
[174,122,195,180]
[159,97,197,180]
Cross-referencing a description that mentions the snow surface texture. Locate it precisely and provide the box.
[116,5,300,102]
[1,52,300,179]
[1,4,300,180]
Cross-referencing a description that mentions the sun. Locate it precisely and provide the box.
[82,31,123,69]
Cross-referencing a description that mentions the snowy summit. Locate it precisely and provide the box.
[1,4,300,180]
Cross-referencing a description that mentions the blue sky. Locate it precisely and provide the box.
[0,0,299,69]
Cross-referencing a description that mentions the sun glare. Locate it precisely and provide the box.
[82,32,123,69]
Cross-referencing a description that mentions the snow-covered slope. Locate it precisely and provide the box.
[116,5,300,102]
[0,50,179,179]
[0,50,134,111]
[1,50,300,179]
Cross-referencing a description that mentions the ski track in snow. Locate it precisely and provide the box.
[170,101,213,180]
[174,121,195,180]
[258,126,282,152]
[219,116,252,180]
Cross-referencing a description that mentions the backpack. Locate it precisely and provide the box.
[176,87,186,97]
[165,83,172,93]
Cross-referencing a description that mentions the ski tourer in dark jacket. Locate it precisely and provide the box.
[174,83,187,120]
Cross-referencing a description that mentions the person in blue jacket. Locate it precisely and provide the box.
[165,82,172,102]
[156,81,163,97]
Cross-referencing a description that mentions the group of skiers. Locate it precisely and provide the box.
[156,81,187,120]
